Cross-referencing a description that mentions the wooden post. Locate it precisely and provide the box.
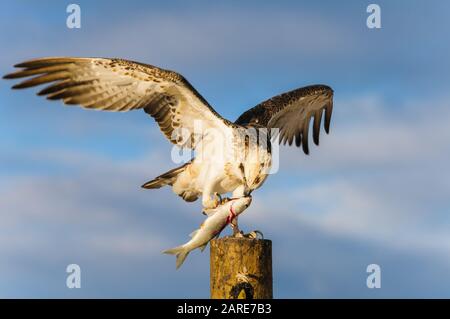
[210,237,272,299]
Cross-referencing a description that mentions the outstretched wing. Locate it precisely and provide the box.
[235,84,333,154]
[4,57,231,149]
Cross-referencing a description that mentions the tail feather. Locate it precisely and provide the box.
[142,163,189,189]
[163,245,190,269]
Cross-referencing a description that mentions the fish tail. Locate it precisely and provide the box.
[163,245,190,269]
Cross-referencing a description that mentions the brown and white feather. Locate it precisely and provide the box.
[4,57,231,149]
[235,84,333,154]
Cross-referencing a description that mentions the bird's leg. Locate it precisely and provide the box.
[202,197,215,210]
[230,186,262,239]
[202,184,218,209]
[213,192,223,206]
[231,216,244,237]
[243,230,264,239]
[228,186,249,237]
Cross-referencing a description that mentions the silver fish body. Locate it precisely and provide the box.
[163,196,252,269]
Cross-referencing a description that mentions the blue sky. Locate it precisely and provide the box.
[1,0,450,298]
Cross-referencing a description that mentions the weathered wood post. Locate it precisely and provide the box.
[210,237,273,299]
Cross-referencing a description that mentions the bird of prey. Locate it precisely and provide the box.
[4,57,334,235]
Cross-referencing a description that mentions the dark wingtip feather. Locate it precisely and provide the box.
[302,133,309,155]
[302,135,310,154]
[13,57,79,68]
[295,132,301,147]
[13,60,44,68]
[313,131,320,145]
[12,83,26,89]
[288,135,294,146]
[3,72,17,80]
[313,110,322,145]
[11,81,36,89]
[301,117,310,154]
[281,134,288,145]
[8,72,69,90]
[324,101,333,134]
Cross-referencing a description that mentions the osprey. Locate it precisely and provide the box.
[4,57,334,235]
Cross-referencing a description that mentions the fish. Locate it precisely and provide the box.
[163,196,252,269]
